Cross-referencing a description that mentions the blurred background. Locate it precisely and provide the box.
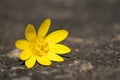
[0,0,120,50]
[0,1,120,80]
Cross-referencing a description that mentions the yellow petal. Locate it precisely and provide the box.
[37,56,51,66]
[25,24,36,41]
[20,48,32,60]
[44,30,68,44]
[38,18,51,38]
[47,52,64,62]
[25,54,36,68]
[49,44,71,54]
[15,39,29,50]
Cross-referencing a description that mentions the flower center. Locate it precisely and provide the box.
[30,38,49,56]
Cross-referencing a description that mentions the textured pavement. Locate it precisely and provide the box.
[0,0,120,80]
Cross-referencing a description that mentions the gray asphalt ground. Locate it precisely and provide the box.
[0,0,120,80]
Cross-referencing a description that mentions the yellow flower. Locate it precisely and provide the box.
[15,18,71,68]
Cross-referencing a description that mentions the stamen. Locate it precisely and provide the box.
[30,38,49,56]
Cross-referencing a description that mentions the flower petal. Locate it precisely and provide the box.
[47,52,64,62]
[15,39,29,50]
[20,48,32,60]
[25,54,36,68]
[38,18,51,38]
[37,56,51,66]
[49,44,71,54]
[44,30,68,44]
[25,24,36,41]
